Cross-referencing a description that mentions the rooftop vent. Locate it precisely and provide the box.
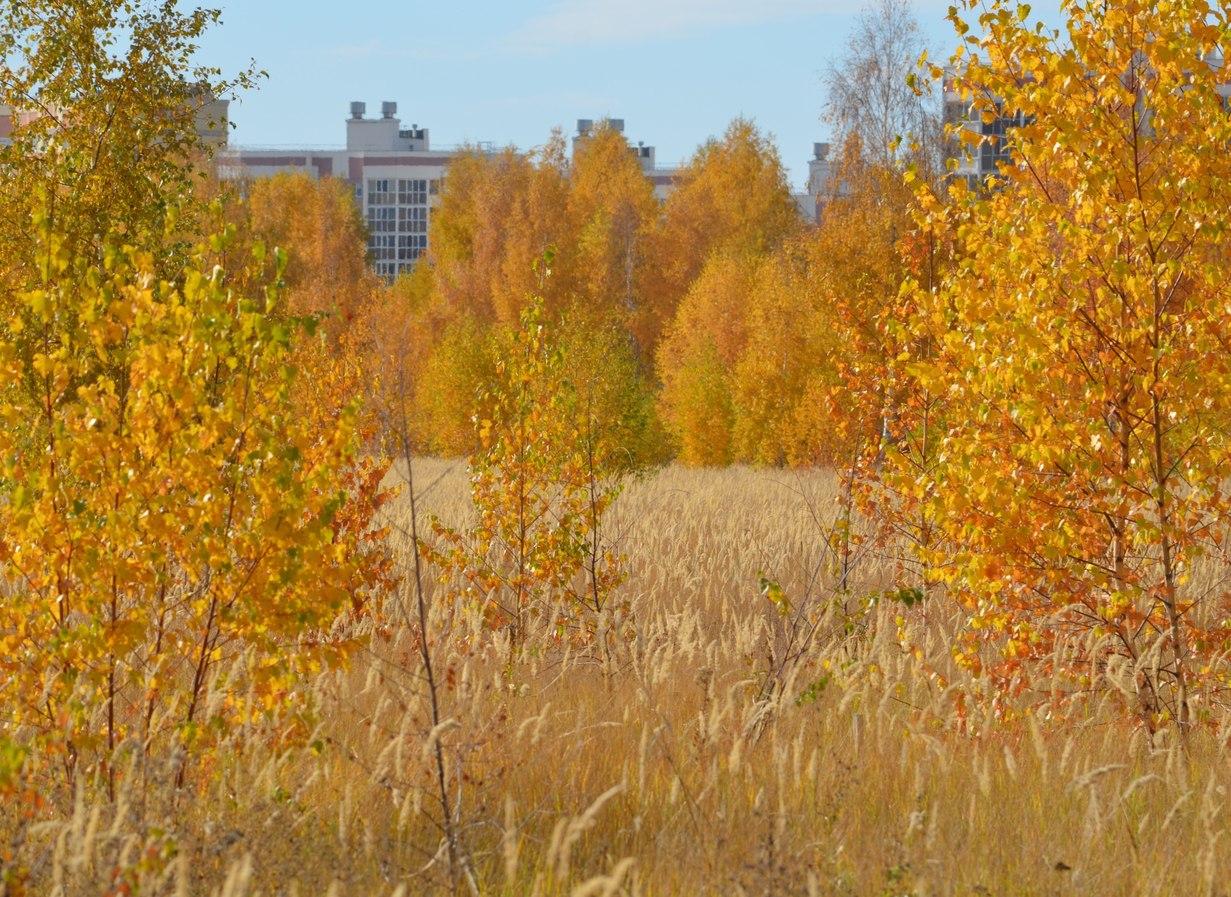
[350,101,366,120]
[382,101,398,119]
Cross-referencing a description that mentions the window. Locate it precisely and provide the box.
[368,206,397,233]
[978,105,1029,175]
[395,234,428,263]
[398,178,427,205]
[368,233,396,261]
[367,179,394,205]
[397,205,428,233]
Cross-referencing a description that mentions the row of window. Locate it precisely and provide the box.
[370,233,427,262]
[366,206,428,220]
[370,234,428,250]
[367,205,428,234]
[367,178,439,206]
[367,220,428,234]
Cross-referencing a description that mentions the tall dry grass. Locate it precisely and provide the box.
[4,461,1231,895]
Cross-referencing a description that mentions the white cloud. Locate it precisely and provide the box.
[508,0,834,51]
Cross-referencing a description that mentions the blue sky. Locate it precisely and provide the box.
[194,0,1062,190]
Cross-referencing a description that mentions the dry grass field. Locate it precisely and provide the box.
[7,461,1231,896]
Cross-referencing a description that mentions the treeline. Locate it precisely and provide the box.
[198,0,1231,733]
[233,119,925,471]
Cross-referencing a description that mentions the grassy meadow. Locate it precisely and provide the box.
[6,461,1231,896]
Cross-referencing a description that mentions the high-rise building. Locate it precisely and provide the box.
[220,106,681,280]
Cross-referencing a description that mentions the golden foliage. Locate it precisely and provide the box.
[901,0,1231,725]
[640,118,801,362]
[0,2,391,803]
[243,172,376,339]
[0,212,389,793]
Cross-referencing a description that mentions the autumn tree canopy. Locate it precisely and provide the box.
[427,142,571,326]
[567,121,659,330]
[640,119,801,364]
[243,172,376,338]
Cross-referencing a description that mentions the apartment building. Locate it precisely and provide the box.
[220,106,680,280]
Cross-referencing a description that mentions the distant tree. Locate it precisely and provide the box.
[427,142,571,325]
[567,121,658,327]
[497,135,575,322]
[406,130,667,460]
[656,252,757,465]
[657,236,859,469]
[730,242,835,466]
[415,314,498,456]
[641,119,800,366]
[404,144,568,455]
[244,172,375,339]
[822,0,943,178]
[560,310,671,471]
